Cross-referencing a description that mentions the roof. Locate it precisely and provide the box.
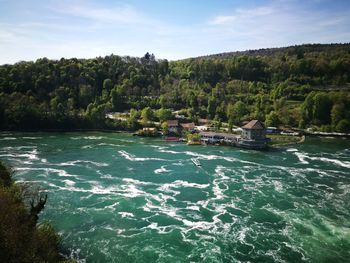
[167,120,179,127]
[180,122,195,129]
[241,120,265,130]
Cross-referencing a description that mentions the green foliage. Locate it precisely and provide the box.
[186,132,201,141]
[313,93,332,124]
[0,44,349,132]
[0,162,67,262]
[207,96,216,119]
[140,107,153,126]
[265,111,280,127]
[227,101,247,125]
[335,119,350,133]
[0,161,12,187]
[156,108,173,122]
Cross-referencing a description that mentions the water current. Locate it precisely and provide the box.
[0,132,349,262]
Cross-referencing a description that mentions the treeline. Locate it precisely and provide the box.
[0,162,73,262]
[0,44,349,132]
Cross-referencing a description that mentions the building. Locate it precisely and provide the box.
[167,120,180,134]
[180,122,196,132]
[237,120,269,149]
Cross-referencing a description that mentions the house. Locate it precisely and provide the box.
[180,122,195,132]
[167,120,180,134]
[237,120,269,149]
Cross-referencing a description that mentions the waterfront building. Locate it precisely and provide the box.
[167,120,180,134]
[237,120,269,149]
[180,122,196,132]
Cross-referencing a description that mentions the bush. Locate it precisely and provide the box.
[0,162,69,262]
[336,119,350,133]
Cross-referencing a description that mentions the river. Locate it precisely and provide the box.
[0,132,349,262]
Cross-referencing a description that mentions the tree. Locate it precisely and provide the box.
[335,119,350,133]
[141,107,153,126]
[111,86,124,111]
[156,108,172,122]
[265,111,280,127]
[103,78,113,92]
[313,92,332,124]
[0,162,64,262]
[207,96,216,119]
[331,103,345,127]
[227,101,247,125]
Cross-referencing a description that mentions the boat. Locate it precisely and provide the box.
[191,158,201,166]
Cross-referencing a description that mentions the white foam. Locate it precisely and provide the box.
[15,167,75,177]
[0,149,39,161]
[310,156,350,169]
[83,136,105,140]
[158,149,182,154]
[97,143,124,147]
[2,146,34,150]
[63,179,76,186]
[154,166,171,174]
[118,150,165,161]
[187,205,201,211]
[287,148,298,152]
[82,145,93,149]
[162,180,209,190]
[0,137,16,140]
[118,212,134,218]
[101,174,113,179]
[294,152,350,168]
[60,160,109,167]
[237,227,249,242]
[272,180,283,192]
[214,165,230,180]
[294,152,309,164]
[122,178,157,186]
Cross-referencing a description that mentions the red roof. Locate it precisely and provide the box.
[241,120,265,130]
[180,122,195,129]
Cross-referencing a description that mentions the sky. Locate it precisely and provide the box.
[0,0,349,64]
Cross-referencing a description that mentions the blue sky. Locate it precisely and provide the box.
[0,0,349,64]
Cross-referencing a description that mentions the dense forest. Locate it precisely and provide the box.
[0,43,349,132]
[0,162,72,262]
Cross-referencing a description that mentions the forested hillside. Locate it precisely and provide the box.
[0,44,349,132]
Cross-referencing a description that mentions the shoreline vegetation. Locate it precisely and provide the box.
[0,162,74,263]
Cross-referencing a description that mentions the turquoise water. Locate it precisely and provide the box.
[0,132,350,262]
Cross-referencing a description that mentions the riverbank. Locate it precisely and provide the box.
[269,135,305,148]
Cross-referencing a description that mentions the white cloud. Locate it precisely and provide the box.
[0,0,349,64]
[209,6,274,25]
[206,1,350,52]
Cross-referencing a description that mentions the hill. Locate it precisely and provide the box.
[0,44,349,132]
